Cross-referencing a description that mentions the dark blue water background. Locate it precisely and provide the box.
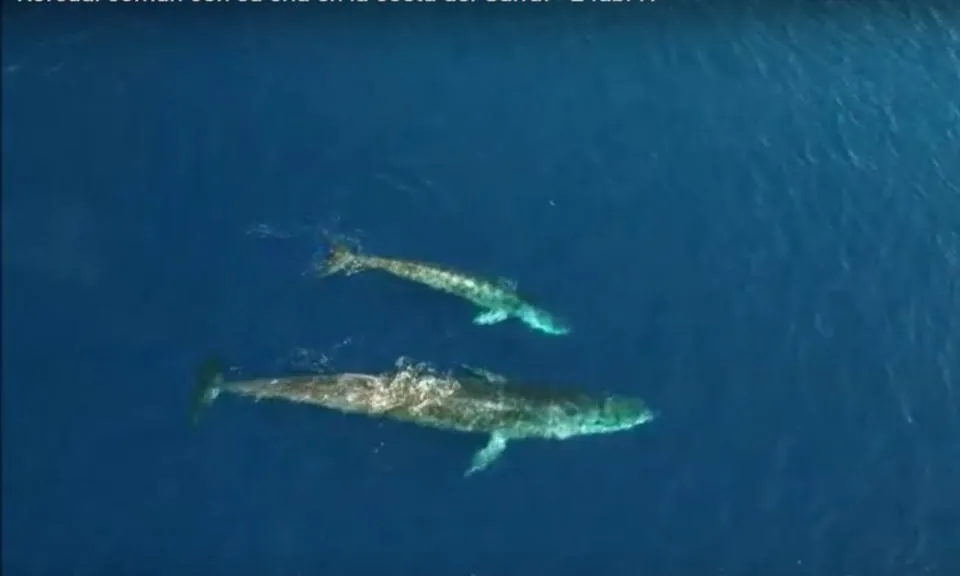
[2,3,959,575]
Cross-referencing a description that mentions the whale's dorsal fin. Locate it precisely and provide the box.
[464,432,509,477]
[460,364,507,383]
[474,309,508,326]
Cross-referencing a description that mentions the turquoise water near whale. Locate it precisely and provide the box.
[2,3,959,574]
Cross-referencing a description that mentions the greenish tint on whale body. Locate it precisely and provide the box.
[315,239,571,336]
[192,359,655,476]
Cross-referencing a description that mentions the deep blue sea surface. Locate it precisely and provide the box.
[2,3,959,575]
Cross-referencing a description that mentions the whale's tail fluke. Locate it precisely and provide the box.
[191,356,226,425]
[315,234,365,277]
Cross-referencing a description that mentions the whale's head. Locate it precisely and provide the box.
[576,396,657,435]
[605,396,657,429]
[543,395,655,439]
[516,304,572,336]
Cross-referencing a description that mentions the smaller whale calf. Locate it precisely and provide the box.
[315,238,572,336]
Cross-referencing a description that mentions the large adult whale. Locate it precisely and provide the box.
[191,359,655,476]
[314,238,571,336]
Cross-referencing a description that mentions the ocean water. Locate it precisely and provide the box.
[2,3,959,575]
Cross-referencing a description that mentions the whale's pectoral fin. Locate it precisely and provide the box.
[465,432,509,477]
[473,309,508,326]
